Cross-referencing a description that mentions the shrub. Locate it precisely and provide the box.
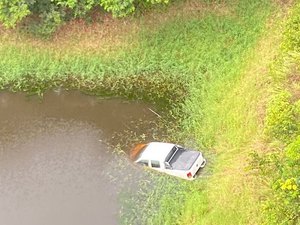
[264,90,299,144]
[285,136,300,169]
[252,138,300,225]
[27,6,64,38]
[0,0,30,28]
[264,177,300,225]
[259,2,300,224]
[262,136,300,225]
[0,0,169,36]
[282,2,300,52]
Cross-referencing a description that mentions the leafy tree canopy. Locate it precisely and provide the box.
[0,0,169,34]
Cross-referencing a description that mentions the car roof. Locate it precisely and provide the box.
[137,142,175,163]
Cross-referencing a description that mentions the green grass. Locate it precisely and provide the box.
[0,0,282,224]
[0,0,272,103]
[254,2,300,224]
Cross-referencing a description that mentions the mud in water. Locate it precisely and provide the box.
[0,91,159,225]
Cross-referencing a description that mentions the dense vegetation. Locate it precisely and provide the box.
[252,2,300,224]
[0,0,299,224]
[0,0,168,36]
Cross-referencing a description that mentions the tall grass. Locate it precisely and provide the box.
[0,0,272,106]
[121,1,275,224]
[253,2,300,224]
[0,0,278,224]
[130,0,276,224]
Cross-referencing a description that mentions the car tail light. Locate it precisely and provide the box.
[187,172,192,178]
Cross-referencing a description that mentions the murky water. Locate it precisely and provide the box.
[0,91,158,225]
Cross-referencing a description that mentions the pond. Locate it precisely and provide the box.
[0,91,160,225]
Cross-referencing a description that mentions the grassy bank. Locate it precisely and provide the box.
[179,15,284,225]
[0,0,287,224]
[253,2,300,224]
[0,0,273,110]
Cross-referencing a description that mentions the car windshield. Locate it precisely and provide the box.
[165,146,179,164]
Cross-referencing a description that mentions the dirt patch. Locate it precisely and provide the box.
[52,14,140,53]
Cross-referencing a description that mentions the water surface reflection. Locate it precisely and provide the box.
[0,91,157,225]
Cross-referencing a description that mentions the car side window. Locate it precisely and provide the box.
[151,160,160,168]
[137,160,149,167]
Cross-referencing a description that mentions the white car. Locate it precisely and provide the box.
[130,142,206,180]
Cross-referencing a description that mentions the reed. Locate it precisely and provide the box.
[0,0,278,224]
